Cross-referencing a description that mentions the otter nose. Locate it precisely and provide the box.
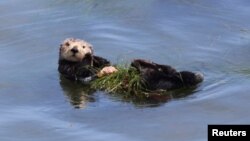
[71,47,78,53]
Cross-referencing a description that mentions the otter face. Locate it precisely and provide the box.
[59,38,93,62]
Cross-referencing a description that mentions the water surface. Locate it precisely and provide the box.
[1,0,250,141]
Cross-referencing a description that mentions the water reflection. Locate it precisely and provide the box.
[59,75,198,108]
[59,76,95,109]
[115,87,198,108]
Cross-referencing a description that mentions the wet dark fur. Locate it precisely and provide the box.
[58,54,110,80]
[131,59,203,90]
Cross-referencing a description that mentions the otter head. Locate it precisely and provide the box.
[59,38,93,62]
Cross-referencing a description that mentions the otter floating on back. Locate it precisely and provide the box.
[58,38,117,83]
[58,38,203,92]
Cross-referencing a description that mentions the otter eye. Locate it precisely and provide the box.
[65,42,70,46]
[82,46,85,48]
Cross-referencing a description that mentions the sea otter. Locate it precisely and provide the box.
[58,38,203,91]
[58,38,117,83]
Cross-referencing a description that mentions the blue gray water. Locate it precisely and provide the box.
[1,0,250,141]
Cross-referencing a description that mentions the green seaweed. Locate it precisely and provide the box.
[90,65,154,98]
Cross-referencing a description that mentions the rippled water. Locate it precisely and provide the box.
[1,0,250,141]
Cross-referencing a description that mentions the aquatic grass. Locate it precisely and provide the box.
[91,65,152,98]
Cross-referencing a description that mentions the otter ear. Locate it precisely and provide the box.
[59,44,64,51]
[63,38,74,43]
[68,38,74,41]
